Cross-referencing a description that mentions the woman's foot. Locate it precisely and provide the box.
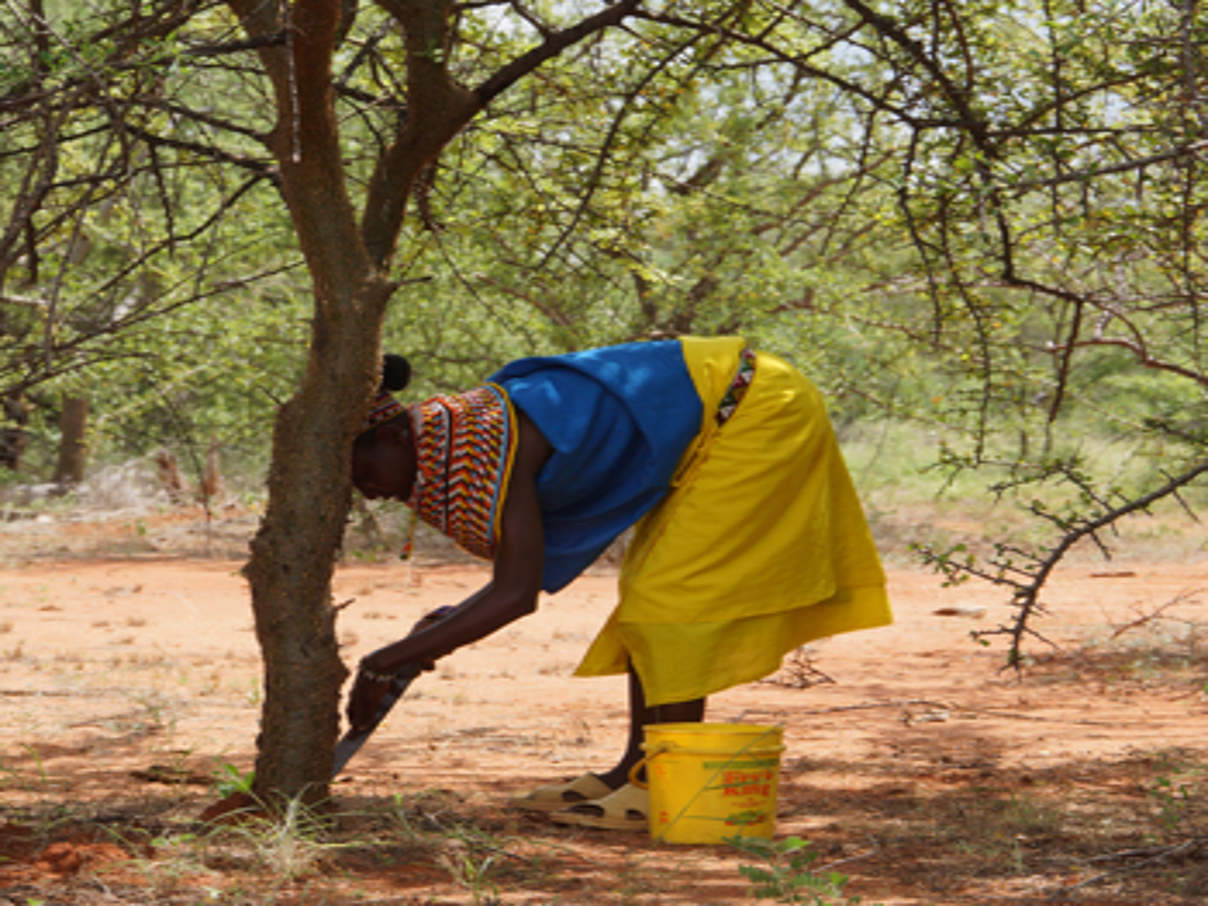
[510,772,613,812]
[549,783,649,831]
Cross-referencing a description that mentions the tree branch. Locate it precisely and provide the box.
[475,0,641,107]
[922,456,1208,669]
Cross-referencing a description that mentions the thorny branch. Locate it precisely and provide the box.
[916,458,1208,669]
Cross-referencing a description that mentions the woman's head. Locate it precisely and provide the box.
[352,354,416,501]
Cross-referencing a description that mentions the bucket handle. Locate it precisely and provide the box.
[626,745,672,790]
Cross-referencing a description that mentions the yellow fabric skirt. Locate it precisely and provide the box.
[574,336,891,705]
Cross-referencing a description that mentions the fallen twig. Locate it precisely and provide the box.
[1048,837,1206,900]
[735,699,954,721]
[1109,590,1203,640]
[737,700,1120,726]
[816,843,881,873]
[760,649,837,688]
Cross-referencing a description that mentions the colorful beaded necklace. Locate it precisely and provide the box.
[406,384,516,559]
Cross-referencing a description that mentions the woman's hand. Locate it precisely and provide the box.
[346,607,453,730]
[346,665,393,732]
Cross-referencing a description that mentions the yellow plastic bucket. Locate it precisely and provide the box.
[632,722,784,844]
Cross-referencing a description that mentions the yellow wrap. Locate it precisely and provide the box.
[574,336,891,705]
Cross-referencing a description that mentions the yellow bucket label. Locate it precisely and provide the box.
[708,767,777,799]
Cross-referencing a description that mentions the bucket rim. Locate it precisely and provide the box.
[640,722,786,758]
[640,744,786,756]
[642,721,784,734]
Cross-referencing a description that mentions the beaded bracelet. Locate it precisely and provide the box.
[358,662,395,684]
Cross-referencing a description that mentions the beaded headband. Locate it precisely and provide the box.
[359,353,411,435]
[361,389,405,435]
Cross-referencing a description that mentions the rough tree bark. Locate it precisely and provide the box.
[51,396,87,485]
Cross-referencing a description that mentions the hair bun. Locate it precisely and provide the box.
[380,354,411,392]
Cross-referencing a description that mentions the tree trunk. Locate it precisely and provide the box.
[244,275,391,805]
[0,391,28,471]
[244,406,349,804]
[51,396,87,485]
[224,0,393,805]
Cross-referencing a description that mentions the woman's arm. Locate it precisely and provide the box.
[347,410,551,729]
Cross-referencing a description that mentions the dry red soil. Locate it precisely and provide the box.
[0,508,1205,904]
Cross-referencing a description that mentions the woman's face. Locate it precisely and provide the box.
[351,420,415,501]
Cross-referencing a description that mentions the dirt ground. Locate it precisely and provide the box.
[0,506,1206,905]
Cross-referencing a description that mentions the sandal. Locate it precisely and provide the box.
[549,783,649,831]
[510,773,613,812]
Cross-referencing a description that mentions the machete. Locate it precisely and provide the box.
[331,662,423,778]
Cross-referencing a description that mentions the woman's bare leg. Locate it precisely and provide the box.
[597,663,704,789]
